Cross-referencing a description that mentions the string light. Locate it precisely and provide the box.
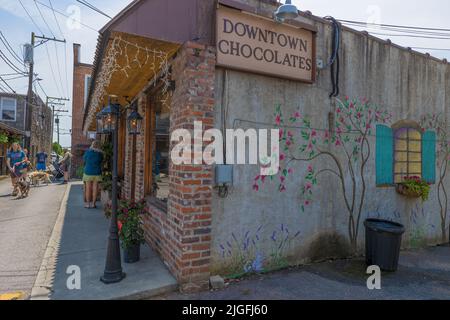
[86,36,172,129]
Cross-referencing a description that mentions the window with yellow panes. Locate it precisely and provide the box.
[394,127,422,183]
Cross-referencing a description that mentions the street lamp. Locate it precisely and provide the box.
[97,97,144,284]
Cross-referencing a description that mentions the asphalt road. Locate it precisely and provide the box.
[0,178,67,296]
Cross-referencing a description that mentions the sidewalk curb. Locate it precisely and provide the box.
[30,183,71,300]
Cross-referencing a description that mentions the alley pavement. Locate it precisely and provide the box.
[155,245,450,300]
[0,178,67,297]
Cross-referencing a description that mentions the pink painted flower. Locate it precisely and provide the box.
[254,175,260,181]
[253,184,259,192]
[275,115,281,125]
[280,153,285,161]
[280,176,286,183]
[280,185,286,192]
[294,111,301,118]
[288,131,294,137]
[336,108,341,114]
[311,130,317,137]
[308,143,313,150]
[305,182,312,190]
[335,139,341,146]
[286,140,292,146]
[308,165,313,172]
[304,200,310,206]
[279,129,284,139]
[288,168,294,174]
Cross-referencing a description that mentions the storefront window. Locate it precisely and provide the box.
[145,94,170,207]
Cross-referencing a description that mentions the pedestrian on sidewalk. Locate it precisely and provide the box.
[35,150,48,171]
[6,143,27,196]
[59,149,72,184]
[82,141,103,209]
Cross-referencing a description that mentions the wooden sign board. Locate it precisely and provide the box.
[216,6,316,83]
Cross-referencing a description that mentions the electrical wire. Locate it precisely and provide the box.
[34,0,98,32]
[0,76,16,93]
[0,31,25,66]
[76,0,111,19]
[338,19,450,33]
[33,1,67,98]
[0,49,25,74]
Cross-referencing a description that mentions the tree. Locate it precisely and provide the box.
[254,97,391,251]
[52,142,63,156]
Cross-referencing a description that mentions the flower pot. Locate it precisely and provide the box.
[395,184,422,199]
[123,243,140,263]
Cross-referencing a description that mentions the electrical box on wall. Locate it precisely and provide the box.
[215,165,233,185]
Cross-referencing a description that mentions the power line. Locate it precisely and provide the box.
[34,0,98,32]
[338,19,450,33]
[0,31,24,66]
[76,0,111,19]
[33,1,67,98]
[47,0,69,96]
[0,49,24,74]
[18,0,44,35]
[0,76,16,93]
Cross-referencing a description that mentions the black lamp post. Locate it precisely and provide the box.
[97,98,143,284]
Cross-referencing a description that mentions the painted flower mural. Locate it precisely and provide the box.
[254,97,392,251]
[218,224,301,278]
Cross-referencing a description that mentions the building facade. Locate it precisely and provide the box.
[0,91,51,172]
[83,0,450,292]
[71,43,94,177]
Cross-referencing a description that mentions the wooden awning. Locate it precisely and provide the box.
[0,122,25,136]
[83,31,180,133]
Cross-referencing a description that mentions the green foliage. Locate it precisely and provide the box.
[52,142,63,155]
[400,176,431,201]
[0,132,8,144]
[100,171,112,192]
[8,135,21,145]
[105,199,147,249]
[75,165,85,179]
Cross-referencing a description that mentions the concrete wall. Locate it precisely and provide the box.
[210,1,450,276]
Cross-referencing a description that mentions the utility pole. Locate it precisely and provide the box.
[53,109,69,145]
[46,96,70,144]
[25,33,66,150]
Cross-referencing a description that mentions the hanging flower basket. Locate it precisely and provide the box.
[395,176,430,201]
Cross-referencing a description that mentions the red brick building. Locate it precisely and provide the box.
[71,44,93,177]
[82,0,449,293]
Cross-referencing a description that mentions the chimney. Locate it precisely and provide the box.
[73,43,81,65]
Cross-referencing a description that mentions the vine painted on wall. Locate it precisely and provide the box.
[420,113,450,243]
[253,97,392,251]
[218,224,301,278]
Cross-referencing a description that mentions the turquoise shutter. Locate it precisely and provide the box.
[422,130,436,184]
[376,124,394,186]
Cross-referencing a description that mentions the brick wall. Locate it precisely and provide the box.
[71,44,93,176]
[122,42,216,292]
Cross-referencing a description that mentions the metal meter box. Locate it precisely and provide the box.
[215,165,233,185]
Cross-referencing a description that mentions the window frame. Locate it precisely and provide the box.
[392,121,423,184]
[0,97,17,122]
[84,74,92,108]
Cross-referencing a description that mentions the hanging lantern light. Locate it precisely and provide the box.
[274,0,299,22]
[127,108,143,135]
[96,102,120,134]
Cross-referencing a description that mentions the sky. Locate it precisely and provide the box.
[1,0,450,148]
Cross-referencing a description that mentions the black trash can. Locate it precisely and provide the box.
[364,219,405,272]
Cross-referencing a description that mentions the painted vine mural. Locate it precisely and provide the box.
[254,97,392,251]
[420,113,450,243]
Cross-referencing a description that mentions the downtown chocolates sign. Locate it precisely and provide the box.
[216,6,316,83]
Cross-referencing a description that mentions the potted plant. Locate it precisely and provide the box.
[396,176,431,201]
[106,199,147,263]
[100,171,112,207]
